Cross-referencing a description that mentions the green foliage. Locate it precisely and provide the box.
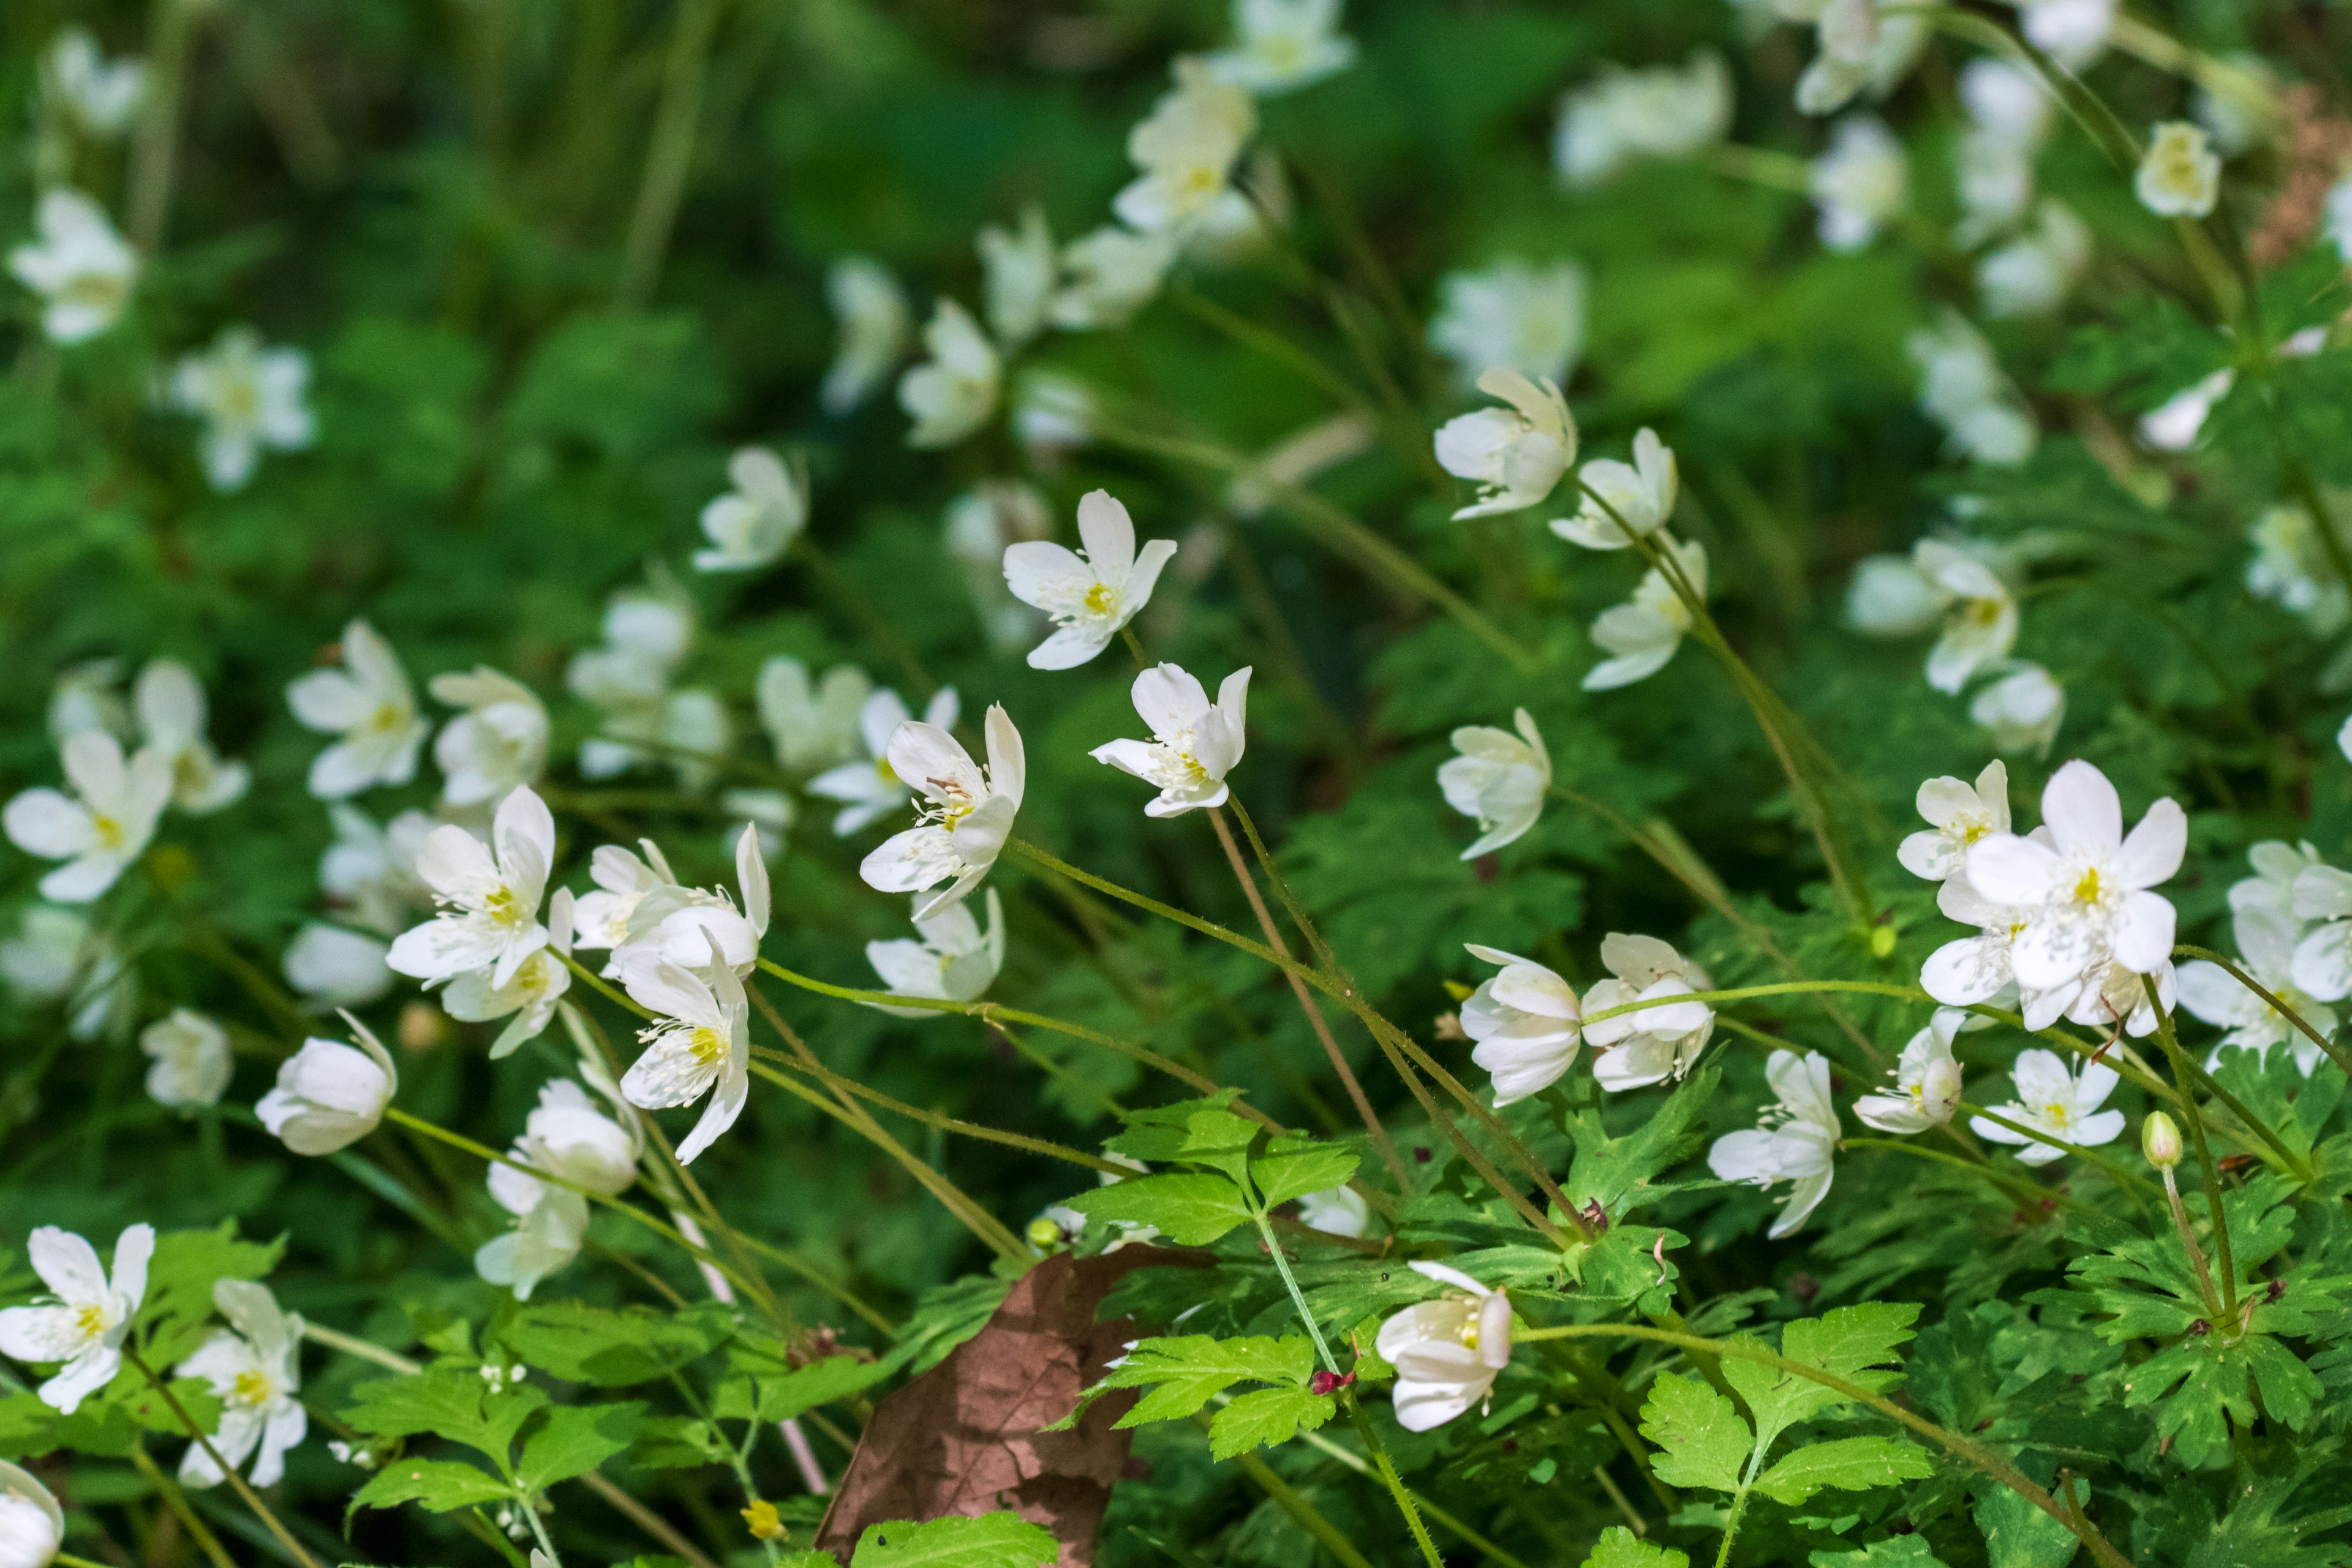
[1584,1527,1689,1568]
[1055,1335,1333,1460]
[845,1512,1059,1568]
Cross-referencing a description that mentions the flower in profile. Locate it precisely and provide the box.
[620,933,752,1164]
[4,730,171,902]
[1584,934,1716,1091]
[388,786,556,990]
[288,619,430,799]
[1970,663,2064,755]
[1898,760,2009,883]
[0,1458,62,1568]
[1050,225,1177,331]
[175,1281,306,1488]
[1205,0,1356,96]
[1435,369,1577,519]
[1091,663,1251,817]
[2232,840,2321,922]
[899,300,1000,449]
[695,447,807,573]
[430,668,548,809]
[1115,59,1256,233]
[1297,1185,1370,1237]
[568,843,671,966]
[1708,1050,1839,1237]
[978,206,1055,349]
[1913,540,2018,695]
[1810,114,1907,252]
[2135,121,2221,219]
[2180,905,2335,1072]
[1845,553,1944,637]
[756,657,871,775]
[2138,368,2233,452]
[135,660,248,813]
[1788,0,1928,117]
[443,948,571,1060]
[41,28,146,138]
[48,659,133,747]
[1,907,100,1019]
[609,826,771,979]
[809,686,962,835]
[1438,708,1550,859]
[1553,53,1730,188]
[258,1015,398,1155]
[165,327,315,492]
[9,189,135,344]
[1430,263,1587,391]
[322,805,435,935]
[0,1224,153,1412]
[141,1009,233,1107]
[1375,1262,1511,1431]
[820,255,910,416]
[1460,944,1581,1106]
[860,705,1025,920]
[1003,490,1179,670]
[1583,537,1705,691]
[1553,428,1676,550]
[1014,369,1101,459]
[1970,1048,2122,1165]
[282,922,393,1008]
[2290,862,2352,1005]
[1853,1013,1966,1134]
[2019,0,2113,67]
[865,889,1005,1018]
[478,1077,643,1298]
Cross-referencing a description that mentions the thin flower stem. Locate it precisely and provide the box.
[124,1349,324,1568]
[723,1231,899,1340]
[1283,1417,1535,1568]
[301,1319,421,1374]
[557,949,657,1020]
[1841,1136,2080,1213]
[57,1554,121,1568]
[2147,980,2241,1322]
[1583,979,1926,1026]
[1231,1448,1377,1568]
[1169,284,1373,412]
[2160,1167,2226,1321]
[1957,1103,2158,1217]
[127,0,200,249]
[2171,945,2352,1079]
[745,1046,1131,1175]
[125,1445,238,1568]
[1249,1205,1340,1374]
[1344,1397,1447,1568]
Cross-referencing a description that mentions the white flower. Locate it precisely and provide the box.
[287,619,429,799]
[1978,202,2090,318]
[860,705,1025,920]
[1583,933,1715,1091]
[1050,225,1177,331]
[430,668,548,808]
[2135,122,2220,219]
[1553,53,1729,187]
[1970,1048,2122,1164]
[620,935,752,1164]
[1914,540,2018,695]
[1954,60,2051,243]
[1003,489,1179,669]
[1435,368,1577,519]
[1091,663,1251,817]
[1584,537,1705,691]
[4,731,171,903]
[1790,0,1928,116]
[444,948,571,1060]
[386,786,556,990]
[944,483,1055,653]
[1898,760,2010,882]
[1845,554,1943,636]
[0,1458,62,1568]
[1014,369,1101,458]
[1296,1185,1370,1237]
[165,327,315,492]
[141,1009,233,1107]
[2290,864,2352,1003]
[865,889,1005,1018]
[1853,1013,1966,1134]
[257,1016,398,1155]
[1115,59,1257,233]
[1428,261,1587,390]
[2020,0,2113,69]
[1920,872,2035,1014]
[1206,0,1355,96]
[1376,1262,1511,1431]
[756,657,872,774]
[1965,760,2184,992]
[807,687,959,835]
[1553,428,1676,550]
[478,1077,642,1298]
[320,805,435,934]
[1809,115,1906,252]
[2138,368,2232,451]
[0,907,93,1008]
[820,255,910,416]
[693,446,807,573]
[1460,944,1581,1106]
[2062,954,2175,1038]
[175,1281,306,1488]
[899,300,1000,449]
[608,826,771,981]
[9,190,135,344]
[1439,709,1550,859]
[1970,663,2065,754]
[0,1225,152,1414]
[1708,1050,1839,1237]
[42,28,146,138]
[135,660,247,813]
[569,843,672,965]
[283,923,393,1008]
[2233,841,2320,922]
[1907,311,2035,466]
[2245,503,2350,634]
[978,206,1055,348]
[2181,906,2335,1072]
[48,659,132,746]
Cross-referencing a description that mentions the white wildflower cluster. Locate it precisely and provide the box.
[1777,0,1929,117]
[1846,535,2062,754]
[1457,933,1716,1106]
[1552,53,1731,189]
[2175,842,2339,1074]
[566,581,728,786]
[1905,309,2036,467]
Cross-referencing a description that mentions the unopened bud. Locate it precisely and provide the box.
[741,1499,785,1542]
[1920,1055,1964,1125]
[2143,1111,2183,1170]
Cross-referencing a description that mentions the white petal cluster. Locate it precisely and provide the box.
[284,922,393,1009]
[1906,309,2036,466]
[756,657,872,775]
[620,932,752,1164]
[258,1014,398,1155]
[1784,0,1928,116]
[1585,933,1716,1091]
[1434,369,1577,519]
[2177,859,2336,1072]
[859,706,1025,920]
[1374,1262,1512,1431]
[478,1077,643,1297]
[1,906,130,1041]
[695,447,807,573]
[1553,428,1676,550]
[1969,664,2066,756]
[1052,226,1180,333]
[1809,114,1907,252]
[820,256,910,416]
[1460,944,1581,1105]
[1438,709,1549,859]
[141,1009,233,1107]
[1114,59,1257,235]
[1091,663,1251,818]
[2246,502,2351,635]
[4,730,170,902]
[1978,202,2090,320]
[2135,121,2221,219]
[1553,53,1730,188]
[42,27,147,138]
[430,668,549,809]
[1852,1011,1966,1134]
[810,686,962,835]
[137,660,249,813]
[1969,1049,2122,1164]
[865,889,1005,1017]
[1204,0,1357,97]
[567,584,726,786]
[176,1281,306,1488]
[1584,537,1705,692]
[288,619,430,799]
[899,300,1001,449]
[0,1458,62,1568]
[1003,490,1178,669]
[2283,860,2352,1026]
[1953,60,2052,246]
[1708,1050,1839,1237]
[0,1224,152,1413]
[978,207,1056,349]
[9,189,135,344]
[2019,0,2114,68]
[165,326,315,492]
[388,786,556,993]
[1429,263,1587,392]
[1295,1186,1370,1238]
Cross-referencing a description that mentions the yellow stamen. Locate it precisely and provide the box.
[1082,582,1115,616]
[688,1026,726,1065]
[232,1370,271,1404]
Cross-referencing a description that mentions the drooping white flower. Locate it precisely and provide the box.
[694,447,807,573]
[1553,53,1730,187]
[1435,368,1577,519]
[1954,59,2052,243]
[1428,262,1588,390]
[899,300,1000,449]
[1114,59,1257,233]
[1375,1262,1512,1431]
[620,934,752,1164]
[569,842,672,967]
[141,1009,233,1107]
[756,657,871,775]
[2135,122,2221,219]
[8,189,135,344]
[386,786,556,990]
[4,731,172,902]
[1205,0,1356,95]
[1853,1012,1966,1134]
[2181,906,2335,1073]
[2019,0,2114,68]
[135,660,247,814]
[1970,1049,2123,1165]
[443,948,571,1060]
[1789,0,1928,116]
[430,668,548,809]
[1050,225,1177,331]
[0,1225,152,1414]
[1810,114,1907,252]
[1584,933,1715,1091]
[978,206,1056,349]
[944,483,1055,654]
[820,255,910,417]
[860,705,1025,920]
[1977,201,2091,319]
[1708,1050,1839,1237]
[809,686,962,835]
[1845,554,1944,637]
[1898,760,2010,882]
[1439,709,1550,859]
[1583,537,1705,691]
[608,826,771,981]
[0,1458,62,1568]
[2245,503,2350,635]
[1460,944,1581,1106]
[1003,489,1178,669]
[1907,310,2036,466]
[1965,760,2184,993]
[1091,663,1251,818]
[282,922,393,1008]
[321,805,436,935]
[478,1077,643,1298]
[1970,663,2065,755]
[1296,1185,1370,1237]
[1553,428,1676,551]
[257,1015,398,1155]
[42,28,147,138]
[1914,540,2018,695]
[287,619,429,799]
[165,327,315,492]
[865,889,1005,1018]
[175,1281,306,1488]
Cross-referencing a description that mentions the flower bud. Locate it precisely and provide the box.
[1476,1287,1514,1371]
[2143,1110,2183,1171]
[1920,1055,1964,1126]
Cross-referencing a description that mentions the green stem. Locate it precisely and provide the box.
[2161,1167,2225,1322]
[127,0,199,249]
[1232,1449,1376,1568]
[1249,1203,1339,1374]
[614,0,723,305]
[747,1046,1129,1174]
[1956,1104,2159,1218]
[124,1350,324,1568]
[1345,1398,1446,1568]
[2147,980,2241,1322]
[1284,1421,1536,1568]
[125,1445,238,1568]
[1842,1136,2078,1213]
[1581,979,1924,1027]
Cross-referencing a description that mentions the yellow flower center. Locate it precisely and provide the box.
[232,1369,272,1404]
[217,377,260,421]
[483,886,522,926]
[91,814,126,851]
[2073,867,2102,905]
[1082,581,1117,616]
[366,702,407,734]
[75,1302,108,1337]
[1964,598,2002,626]
[62,273,127,309]
[688,1026,726,1065]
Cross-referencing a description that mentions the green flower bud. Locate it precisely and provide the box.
[2142,1110,2183,1171]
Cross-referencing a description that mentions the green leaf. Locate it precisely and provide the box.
[1066,1173,1253,1246]
[1053,1335,1315,1433]
[1583,1527,1689,1568]
[1637,1371,1751,1495]
[1975,1482,2084,1568]
[1808,1537,1945,1567]
[1250,1140,1360,1210]
[340,1365,547,1467]
[1725,1304,1919,1452]
[500,1301,736,1387]
[1566,1068,1719,1221]
[751,1355,896,1423]
[350,1457,513,1513]
[1102,1095,1246,1164]
[516,1401,646,1491]
[625,1415,731,1470]
[848,1511,1058,1568]
[1205,1387,1336,1459]
[139,1223,284,1365]
[0,1390,138,1460]
[1752,1436,1933,1506]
